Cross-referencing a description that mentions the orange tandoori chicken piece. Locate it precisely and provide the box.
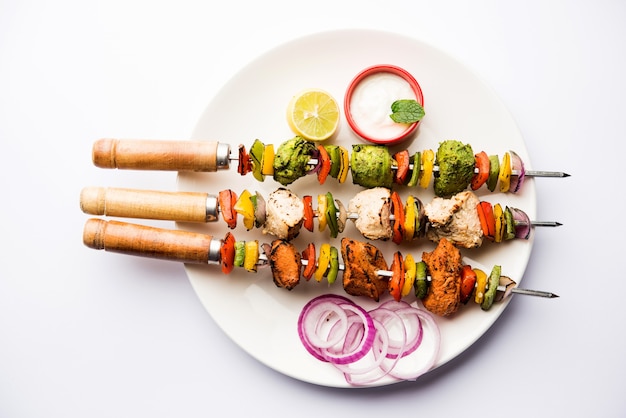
[269,239,302,290]
[340,237,389,302]
[421,237,463,316]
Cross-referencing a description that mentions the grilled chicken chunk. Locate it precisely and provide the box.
[348,187,392,240]
[340,237,389,301]
[421,238,462,316]
[424,191,483,248]
[262,188,304,240]
[268,239,301,290]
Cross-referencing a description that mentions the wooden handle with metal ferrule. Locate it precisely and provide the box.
[83,218,219,264]
[92,138,227,171]
[80,187,217,223]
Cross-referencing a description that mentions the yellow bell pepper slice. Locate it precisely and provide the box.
[261,144,275,176]
[473,268,488,304]
[233,189,255,231]
[401,253,416,297]
[493,203,504,243]
[317,194,327,232]
[499,152,511,193]
[337,146,350,184]
[419,149,434,189]
[315,243,331,282]
[243,240,259,272]
[403,195,416,241]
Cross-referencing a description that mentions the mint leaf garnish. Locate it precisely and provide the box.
[389,99,425,124]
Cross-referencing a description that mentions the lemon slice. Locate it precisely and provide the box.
[287,89,340,141]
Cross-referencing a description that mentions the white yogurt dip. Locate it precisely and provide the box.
[349,72,417,141]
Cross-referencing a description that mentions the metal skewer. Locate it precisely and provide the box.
[346,212,561,228]
[257,255,559,299]
[253,157,571,178]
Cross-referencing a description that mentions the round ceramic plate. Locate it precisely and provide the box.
[177,29,536,388]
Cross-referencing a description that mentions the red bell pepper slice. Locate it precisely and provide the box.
[471,151,490,190]
[389,251,405,302]
[477,202,488,237]
[476,201,495,240]
[237,144,252,176]
[393,149,410,185]
[302,195,314,232]
[218,189,238,229]
[301,242,316,281]
[390,191,405,245]
[316,145,332,185]
[460,264,477,304]
[220,232,236,275]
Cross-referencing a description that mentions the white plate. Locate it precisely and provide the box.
[177,29,536,388]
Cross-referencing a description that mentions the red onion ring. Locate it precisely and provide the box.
[297,295,441,385]
[319,304,376,365]
[376,300,423,358]
[297,294,356,361]
[341,319,398,386]
[380,307,440,381]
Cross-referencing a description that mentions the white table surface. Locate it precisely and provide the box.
[1,1,625,416]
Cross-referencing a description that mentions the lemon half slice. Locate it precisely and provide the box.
[287,89,340,141]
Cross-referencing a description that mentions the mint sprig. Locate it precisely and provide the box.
[389,99,425,124]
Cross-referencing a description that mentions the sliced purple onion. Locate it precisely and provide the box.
[297,295,441,386]
[381,308,440,381]
[509,150,526,193]
[510,207,532,239]
[306,149,322,175]
[253,191,266,228]
[368,307,408,360]
[297,294,356,361]
[340,319,395,386]
[319,304,376,365]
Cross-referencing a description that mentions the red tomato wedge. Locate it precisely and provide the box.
[393,149,410,185]
[389,251,405,302]
[471,151,490,190]
[316,145,332,185]
[218,189,238,229]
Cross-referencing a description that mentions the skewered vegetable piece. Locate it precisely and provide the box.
[92,137,569,195]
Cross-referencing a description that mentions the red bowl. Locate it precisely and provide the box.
[344,64,424,145]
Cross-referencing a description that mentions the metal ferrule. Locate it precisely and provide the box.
[205,194,219,222]
[216,143,230,169]
[207,238,222,265]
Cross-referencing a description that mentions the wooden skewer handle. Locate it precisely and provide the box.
[92,138,228,171]
[80,187,216,223]
[83,218,220,264]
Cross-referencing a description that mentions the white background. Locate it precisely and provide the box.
[1,1,625,417]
